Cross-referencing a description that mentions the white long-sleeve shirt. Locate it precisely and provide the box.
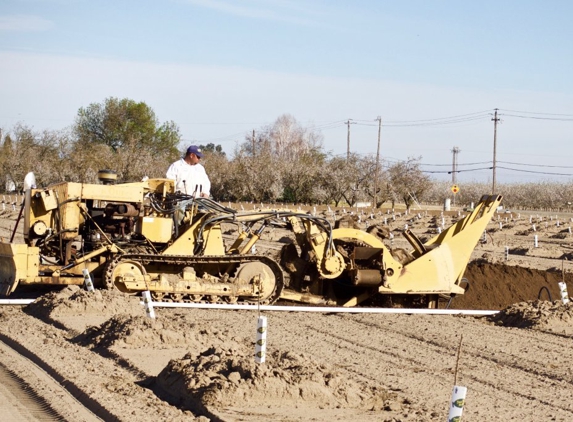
[166,159,211,196]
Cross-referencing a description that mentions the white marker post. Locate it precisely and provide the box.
[142,291,156,319]
[505,246,509,261]
[534,235,538,248]
[82,269,95,292]
[448,335,467,422]
[255,316,267,363]
[448,386,468,422]
[558,282,569,305]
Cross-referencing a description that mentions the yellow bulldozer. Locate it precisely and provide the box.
[0,173,502,307]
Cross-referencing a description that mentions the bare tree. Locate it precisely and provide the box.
[202,148,233,201]
[321,155,355,206]
[387,157,432,211]
[230,144,283,203]
[234,114,325,203]
[0,124,67,189]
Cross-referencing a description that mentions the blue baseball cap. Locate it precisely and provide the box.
[186,145,204,158]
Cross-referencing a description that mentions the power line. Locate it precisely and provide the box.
[498,108,573,117]
[421,160,492,167]
[501,113,573,121]
[422,167,493,174]
[496,166,573,177]
[355,114,490,127]
[353,110,491,124]
[423,166,573,177]
[497,160,573,169]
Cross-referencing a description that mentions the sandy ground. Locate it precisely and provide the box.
[1,204,573,421]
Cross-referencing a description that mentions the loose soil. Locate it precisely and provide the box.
[1,205,573,421]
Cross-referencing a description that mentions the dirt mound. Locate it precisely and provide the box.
[156,345,399,415]
[26,285,143,320]
[451,262,573,310]
[488,300,573,335]
[75,314,199,349]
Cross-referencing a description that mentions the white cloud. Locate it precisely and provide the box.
[182,0,322,25]
[0,14,54,32]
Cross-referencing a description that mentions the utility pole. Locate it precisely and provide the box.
[491,108,500,194]
[451,146,460,184]
[344,119,355,161]
[374,116,382,208]
[252,129,256,157]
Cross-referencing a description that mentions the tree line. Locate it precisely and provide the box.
[1,97,572,211]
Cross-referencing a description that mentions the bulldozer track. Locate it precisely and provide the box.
[104,253,285,305]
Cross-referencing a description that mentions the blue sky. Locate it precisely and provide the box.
[1,0,572,184]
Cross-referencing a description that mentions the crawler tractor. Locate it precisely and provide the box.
[0,175,502,307]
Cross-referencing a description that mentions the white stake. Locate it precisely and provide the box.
[448,335,467,422]
[255,315,267,363]
[559,282,569,305]
[82,269,95,292]
[505,246,509,261]
[142,291,156,319]
[448,386,468,422]
[534,235,538,248]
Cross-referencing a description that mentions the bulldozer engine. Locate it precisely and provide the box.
[0,177,502,308]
